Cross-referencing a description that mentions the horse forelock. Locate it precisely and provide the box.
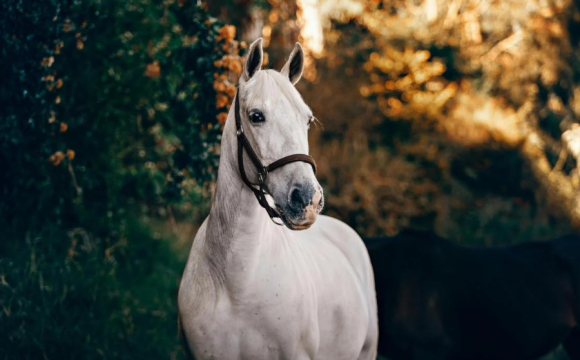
[240,69,311,124]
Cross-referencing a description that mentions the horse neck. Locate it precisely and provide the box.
[203,108,275,284]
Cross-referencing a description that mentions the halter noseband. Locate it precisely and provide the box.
[234,89,317,225]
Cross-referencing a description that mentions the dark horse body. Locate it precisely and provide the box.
[364,231,580,360]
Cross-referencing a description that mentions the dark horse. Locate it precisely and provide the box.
[364,231,580,360]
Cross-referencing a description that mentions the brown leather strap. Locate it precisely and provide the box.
[267,154,316,174]
[234,89,317,224]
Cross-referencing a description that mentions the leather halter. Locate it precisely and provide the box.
[234,89,317,224]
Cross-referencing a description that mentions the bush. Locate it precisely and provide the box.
[0,0,241,358]
[355,0,580,229]
[0,223,184,360]
[0,0,241,230]
[296,0,580,241]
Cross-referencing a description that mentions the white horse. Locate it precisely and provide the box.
[178,38,378,360]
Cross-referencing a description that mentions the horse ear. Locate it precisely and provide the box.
[281,42,305,85]
[243,38,264,81]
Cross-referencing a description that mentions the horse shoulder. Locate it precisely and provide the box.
[312,214,376,317]
[313,215,378,356]
[316,215,372,271]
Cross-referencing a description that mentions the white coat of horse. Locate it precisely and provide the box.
[178,38,378,360]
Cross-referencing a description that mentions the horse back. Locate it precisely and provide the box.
[451,240,576,359]
[364,231,459,357]
[366,231,580,360]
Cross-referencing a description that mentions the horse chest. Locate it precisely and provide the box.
[188,271,319,359]
[186,244,367,360]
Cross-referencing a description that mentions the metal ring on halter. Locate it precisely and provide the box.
[258,167,268,185]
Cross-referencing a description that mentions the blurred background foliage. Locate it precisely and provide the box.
[2,0,580,359]
[227,0,580,245]
[1,0,242,358]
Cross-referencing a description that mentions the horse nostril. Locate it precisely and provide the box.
[289,187,306,210]
[289,184,317,212]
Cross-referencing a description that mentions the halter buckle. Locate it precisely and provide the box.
[258,166,268,184]
[236,127,244,136]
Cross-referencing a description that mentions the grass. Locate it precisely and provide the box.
[0,217,187,360]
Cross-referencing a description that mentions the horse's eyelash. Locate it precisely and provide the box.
[308,116,323,130]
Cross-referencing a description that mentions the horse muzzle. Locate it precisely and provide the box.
[280,186,324,230]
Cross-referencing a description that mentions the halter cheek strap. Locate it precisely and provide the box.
[234,89,317,224]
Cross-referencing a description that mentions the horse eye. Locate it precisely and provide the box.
[249,110,265,124]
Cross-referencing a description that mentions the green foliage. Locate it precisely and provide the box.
[0,0,229,231]
[0,0,237,358]
[0,222,183,360]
